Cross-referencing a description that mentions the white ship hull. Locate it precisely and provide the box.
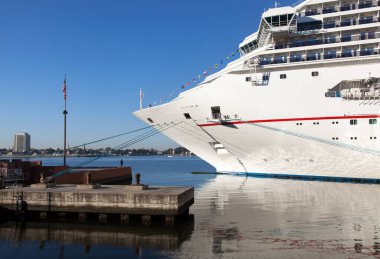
[134,59,380,180]
[134,0,380,181]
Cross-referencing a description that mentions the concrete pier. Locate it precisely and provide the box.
[0,185,194,222]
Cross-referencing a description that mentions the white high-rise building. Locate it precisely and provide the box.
[13,132,31,154]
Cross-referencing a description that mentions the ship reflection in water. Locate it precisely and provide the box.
[2,174,380,258]
[177,175,380,258]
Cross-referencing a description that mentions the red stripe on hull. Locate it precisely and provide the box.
[198,115,380,127]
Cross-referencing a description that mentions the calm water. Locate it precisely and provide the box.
[1,156,380,258]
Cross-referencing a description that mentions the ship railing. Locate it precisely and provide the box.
[258,47,380,66]
[299,0,380,17]
[221,114,242,122]
[270,25,297,34]
[207,114,242,124]
[323,16,380,30]
[274,31,380,50]
[289,17,380,37]
[291,0,307,8]
[251,79,270,86]
[256,22,272,48]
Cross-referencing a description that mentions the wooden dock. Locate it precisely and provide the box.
[0,184,194,225]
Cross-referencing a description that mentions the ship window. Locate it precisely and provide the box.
[246,77,251,82]
[272,16,280,27]
[262,75,270,81]
[350,119,358,125]
[312,71,319,77]
[369,119,377,125]
[147,118,154,123]
[184,113,192,119]
[280,15,288,26]
[280,74,287,79]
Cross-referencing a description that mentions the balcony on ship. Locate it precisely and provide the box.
[324,51,337,59]
[342,49,357,57]
[306,53,321,60]
[360,47,375,55]
[322,16,379,29]
[358,1,375,9]
[274,27,380,50]
[340,3,356,12]
[258,43,380,66]
[300,0,380,17]
[322,6,338,14]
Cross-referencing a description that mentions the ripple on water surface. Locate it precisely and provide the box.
[0,157,380,258]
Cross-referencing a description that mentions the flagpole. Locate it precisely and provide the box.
[63,75,68,166]
[139,88,143,110]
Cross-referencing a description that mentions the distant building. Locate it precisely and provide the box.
[13,132,31,154]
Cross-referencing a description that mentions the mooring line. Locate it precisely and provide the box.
[68,125,157,150]
[48,122,182,182]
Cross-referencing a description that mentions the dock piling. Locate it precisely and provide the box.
[57,212,66,220]
[141,215,151,225]
[135,173,141,185]
[99,213,107,223]
[165,216,176,226]
[39,212,48,220]
[120,214,130,224]
[78,212,87,222]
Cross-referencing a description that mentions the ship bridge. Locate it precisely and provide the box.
[240,6,299,57]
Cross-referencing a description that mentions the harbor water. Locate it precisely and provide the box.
[1,156,380,258]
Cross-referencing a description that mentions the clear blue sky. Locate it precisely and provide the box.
[0,0,295,150]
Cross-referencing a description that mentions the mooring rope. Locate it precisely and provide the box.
[47,122,182,182]
[68,125,157,150]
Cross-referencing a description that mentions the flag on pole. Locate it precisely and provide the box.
[62,76,67,100]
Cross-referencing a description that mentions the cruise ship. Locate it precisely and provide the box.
[134,0,380,181]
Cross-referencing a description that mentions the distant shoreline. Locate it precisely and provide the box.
[0,154,196,159]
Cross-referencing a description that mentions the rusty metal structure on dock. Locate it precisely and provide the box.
[0,159,132,186]
[0,159,29,186]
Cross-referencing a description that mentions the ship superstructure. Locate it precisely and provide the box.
[134,0,380,180]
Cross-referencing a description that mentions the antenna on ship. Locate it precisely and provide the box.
[139,88,144,110]
[274,1,280,8]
